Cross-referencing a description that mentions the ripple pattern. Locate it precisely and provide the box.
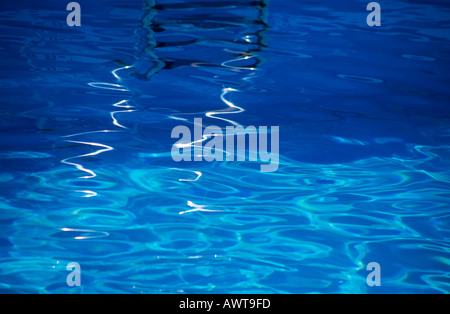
[0,0,449,294]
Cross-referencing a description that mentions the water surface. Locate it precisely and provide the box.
[0,0,449,293]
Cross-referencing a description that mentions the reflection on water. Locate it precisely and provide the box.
[0,0,449,294]
[135,0,269,79]
[67,0,271,180]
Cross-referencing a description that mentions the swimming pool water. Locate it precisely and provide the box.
[0,0,449,293]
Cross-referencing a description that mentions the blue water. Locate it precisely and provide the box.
[0,0,449,294]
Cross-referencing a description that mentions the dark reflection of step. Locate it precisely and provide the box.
[132,0,270,80]
[153,1,269,10]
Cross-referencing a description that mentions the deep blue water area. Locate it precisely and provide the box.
[0,0,449,293]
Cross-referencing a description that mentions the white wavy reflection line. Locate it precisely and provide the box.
[171,169,203,182]
[112,65,132,81]
[61,140,114,179]
[61,228,110,240]
[179,201,221,215]
[62,130,122,138]
[75,190,98,198]
[221,55,258,71]
[205,87,244,127]
[88,82,130,92]
[111,99,136,129]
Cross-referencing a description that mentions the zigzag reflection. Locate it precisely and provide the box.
[62,65,135,180]
[206,87,244,127]
[62,0,270,186]
[111,99,136,129]
[136,0,270,174]
[61,140,114,179]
